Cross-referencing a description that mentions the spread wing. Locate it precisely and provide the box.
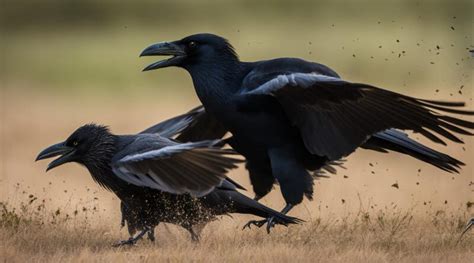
[139,106,204,137]
[175,107,228,142]
[242,73,474,160]
[140,107,245,190]
[140,105,228,142]
[112,136,241,196]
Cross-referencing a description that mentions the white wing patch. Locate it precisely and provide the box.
[111,139,237,197]
[245,73,342,95]
[118,144,188,163]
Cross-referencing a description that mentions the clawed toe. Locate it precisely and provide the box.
[242,217,277,233]
[112,228,152,247]
[242,219,267,230]
[112,238,137,247]
[265,217,276,234]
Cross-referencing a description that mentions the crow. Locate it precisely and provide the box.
[36,111,302,246]
[140,33,474,231]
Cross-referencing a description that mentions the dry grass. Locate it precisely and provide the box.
[1,198,473,263]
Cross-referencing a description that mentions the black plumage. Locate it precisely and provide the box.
[36,111,301,245]
[140,33,473,230]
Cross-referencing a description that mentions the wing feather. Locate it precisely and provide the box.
[139,106,203,137]
[113,138,242,196]
[243,73,474,159]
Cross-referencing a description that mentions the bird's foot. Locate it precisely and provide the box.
[147,230,155,242]
[112,228,150,247]
[265,217,276,233]
[458,217,474,243]
[242,216,276,233]
[242,219,266,230]
[112,237,138,247]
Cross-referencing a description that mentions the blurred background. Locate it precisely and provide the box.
[1,0,472,225]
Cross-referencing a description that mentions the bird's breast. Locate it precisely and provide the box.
[214,105,297,147]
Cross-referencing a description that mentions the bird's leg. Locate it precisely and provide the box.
[187,227,200,242]
[242,219,267,229]
[458,218,474,242]
[242,196,272,230]
[243,204,294,233]
[147,227,155,242]
[120,203,126,228]
[182,224,201,243]
[191,231,200,243]
[113,226,150,247]
[265,204,294,233]
[280,203,294,214]
[192,222,207,238]
[120,216,126,228]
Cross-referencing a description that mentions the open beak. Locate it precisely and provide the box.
[36,142,76,172]
[140,41,186,71]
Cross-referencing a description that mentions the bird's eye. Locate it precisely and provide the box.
[188,41,197,48]
[73,141,79,146]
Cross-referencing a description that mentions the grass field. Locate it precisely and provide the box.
[1,198,473,263]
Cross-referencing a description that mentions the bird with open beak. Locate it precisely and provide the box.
[36,107,302,246]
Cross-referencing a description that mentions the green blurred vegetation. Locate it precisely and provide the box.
[1,0,472,98]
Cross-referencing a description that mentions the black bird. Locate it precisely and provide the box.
[36,112,301,245]
[140,33,474,231]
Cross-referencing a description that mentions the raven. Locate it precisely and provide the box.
[140,33,474,231]
[36,111,301,246]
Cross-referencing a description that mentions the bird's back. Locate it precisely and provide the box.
[241,57,340,92]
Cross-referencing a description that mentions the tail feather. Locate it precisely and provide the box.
[312,160,346,178]
[222,190,303,226]
[362,129,464,173]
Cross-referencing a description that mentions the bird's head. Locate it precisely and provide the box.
[140,33,238,71]
[36,124,115,171]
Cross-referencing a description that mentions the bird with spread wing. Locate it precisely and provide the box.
[36,107,302,246]
[140,33,473,232]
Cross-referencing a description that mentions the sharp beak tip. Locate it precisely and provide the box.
[45,160,64,172]
[139,46,157,57]
[36,142,72,171]
[35,152,49,162]
[45,165,54,172]
[35,153,47,162]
